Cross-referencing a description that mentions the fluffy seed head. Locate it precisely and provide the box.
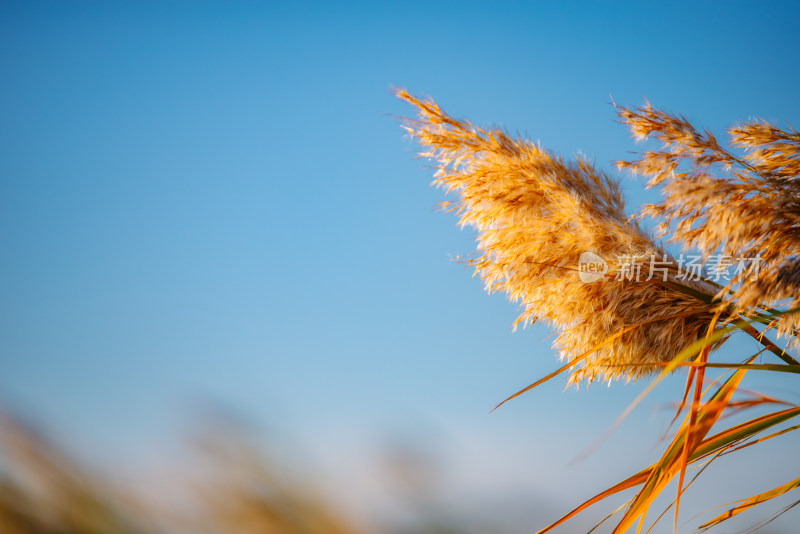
[618,104,800,345]
[396,90,719,383]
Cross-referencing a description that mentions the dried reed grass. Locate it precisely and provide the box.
[395,89,800,533]
[618,103,800,347]
[395,89,720,383]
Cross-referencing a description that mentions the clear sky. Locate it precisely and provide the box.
[1,1,799,532]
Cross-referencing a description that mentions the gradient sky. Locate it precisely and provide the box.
[1,2,799,532]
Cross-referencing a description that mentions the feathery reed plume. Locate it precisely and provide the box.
[618,104,800,346]
[395,89,719,383]
[396,91,800,533]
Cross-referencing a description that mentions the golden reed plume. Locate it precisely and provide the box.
[394,89,720,384]
[618,103,800,346]
[396,90,800,534]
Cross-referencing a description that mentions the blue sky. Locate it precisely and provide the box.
[1,1,799,531]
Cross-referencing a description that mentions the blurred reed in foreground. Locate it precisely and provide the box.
[396,89,800,533]
[0,413,499,534]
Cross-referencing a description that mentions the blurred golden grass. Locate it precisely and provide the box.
[0,414,498,534]
[396,89,800,533]
[0,415,152,534]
